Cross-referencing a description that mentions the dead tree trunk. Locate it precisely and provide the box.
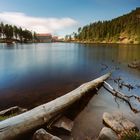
[0,73,111,140]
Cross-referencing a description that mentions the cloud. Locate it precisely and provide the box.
[0,12,78,34]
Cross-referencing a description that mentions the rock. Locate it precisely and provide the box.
[52,116,74,133]
[98,127,118,140]
[103,112,138,134]
[0,106,27,116]
[128,60,140,69]
[32,128,61,140]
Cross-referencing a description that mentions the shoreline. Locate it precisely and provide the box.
[1,37,140,45]
[65,40,140,45]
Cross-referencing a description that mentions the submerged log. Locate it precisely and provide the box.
[0,73,111,140]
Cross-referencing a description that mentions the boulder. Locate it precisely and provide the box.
[0,106,27,116]
[98,127,118,140]
[52,116,74,133]
[103,112,138,134]
[32,128,61,140]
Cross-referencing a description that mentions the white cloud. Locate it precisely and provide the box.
[0,12,78,34]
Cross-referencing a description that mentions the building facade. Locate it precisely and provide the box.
[37,34,52,43]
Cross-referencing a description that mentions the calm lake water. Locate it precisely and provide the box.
[0,43,140,139]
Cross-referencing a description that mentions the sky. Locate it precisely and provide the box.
[0,0,140,37]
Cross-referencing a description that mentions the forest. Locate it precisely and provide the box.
[0,22,37,43]
[72,8,140,44]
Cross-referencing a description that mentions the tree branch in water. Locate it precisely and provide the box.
[103,81,140,113]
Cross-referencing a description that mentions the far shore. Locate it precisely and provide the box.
[65,40,140,45]
[0,39,140,45]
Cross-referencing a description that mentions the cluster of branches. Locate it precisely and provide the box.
[103,81,140,113]
[73,8,140,43]
[0,22,38,43]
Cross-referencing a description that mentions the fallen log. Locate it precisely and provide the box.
[0,73,111,140]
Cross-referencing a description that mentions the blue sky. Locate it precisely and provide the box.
[0,0,140,37]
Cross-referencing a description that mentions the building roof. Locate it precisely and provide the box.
[37,33,52,37]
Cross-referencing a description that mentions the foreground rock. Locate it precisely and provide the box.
[128,60,140,69]
[0,106,27,116]
[103,112,138,134]
[98,127,118,140]
[32,128,62,140]
[52,116,74,133]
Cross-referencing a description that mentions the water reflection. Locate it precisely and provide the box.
[0,43,140,106]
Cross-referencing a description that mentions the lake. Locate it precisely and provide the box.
[0,43,140,139]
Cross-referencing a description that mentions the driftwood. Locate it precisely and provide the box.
[103,81,140,113]
[109,77,135,91]
[0,73,111,140]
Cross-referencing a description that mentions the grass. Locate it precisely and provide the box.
[120,130,140,140]
[0,113,17,121]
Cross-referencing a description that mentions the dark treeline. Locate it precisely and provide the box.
[0,22,38,43]
[72,8,140,44]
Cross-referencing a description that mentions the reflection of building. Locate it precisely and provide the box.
[37,34,52,42]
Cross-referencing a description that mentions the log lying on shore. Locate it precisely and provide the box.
[0,73,111,140]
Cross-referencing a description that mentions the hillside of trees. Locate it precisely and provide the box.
[72,8,140,44]
[0,22,37,43]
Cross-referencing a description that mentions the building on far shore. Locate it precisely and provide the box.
[52,36,59,42]
[36,34,52,43]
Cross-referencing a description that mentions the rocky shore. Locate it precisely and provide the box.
[0,106,139,140]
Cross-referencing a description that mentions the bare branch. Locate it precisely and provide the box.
[103,81,140,113]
